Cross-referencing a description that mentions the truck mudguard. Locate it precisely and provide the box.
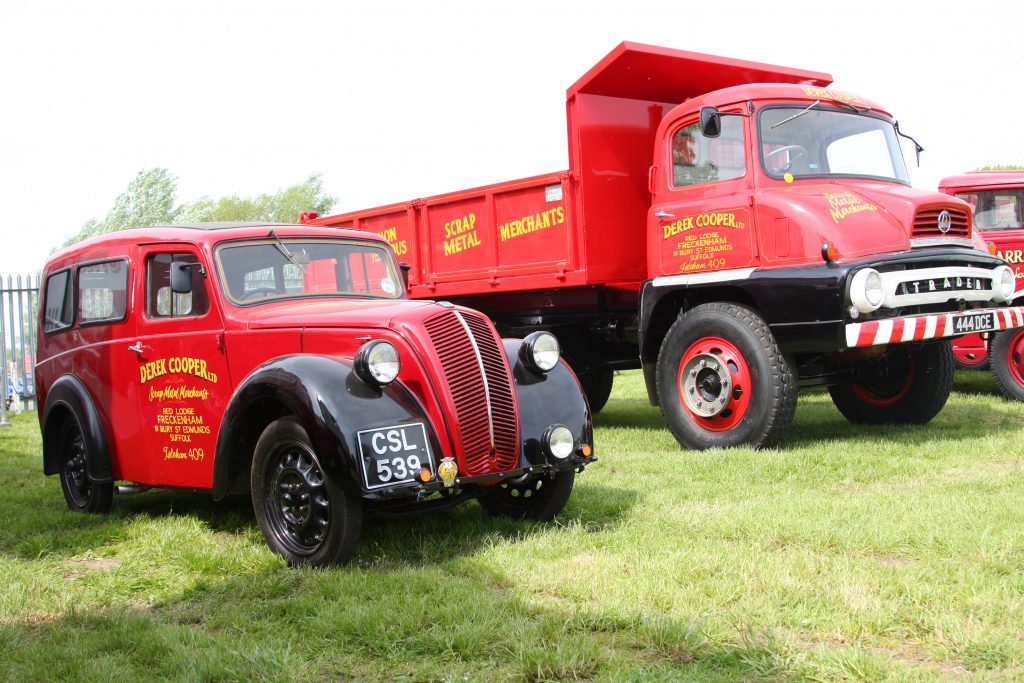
[41,374,113,483]
[502,339,593,467]
[213,354,439,500]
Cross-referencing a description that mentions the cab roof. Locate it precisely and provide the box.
[939,170,1024,190]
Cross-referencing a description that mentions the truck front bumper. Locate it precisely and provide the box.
[845,305,1024,348]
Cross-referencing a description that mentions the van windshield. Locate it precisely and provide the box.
[216,238,402,304]
[758,106,909,183]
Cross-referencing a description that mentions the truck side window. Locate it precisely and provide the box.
[147,253,210,318]
[78,259,129,324]
[43,269,74,333]
[672,117,746,187]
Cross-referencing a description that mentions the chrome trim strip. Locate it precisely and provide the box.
[909,237,974,249]
[453,311,495,449]
[878,265,1000,308]
[653,267,757,288]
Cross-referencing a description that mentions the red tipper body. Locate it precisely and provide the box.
[309,42,1024,449]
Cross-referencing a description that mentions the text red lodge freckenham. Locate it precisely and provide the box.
[304,41,1024,449]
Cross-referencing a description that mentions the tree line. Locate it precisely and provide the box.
[61,168,336,248]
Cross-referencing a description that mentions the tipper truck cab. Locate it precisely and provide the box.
[307,42,1023,450]
[939,171,1024,399]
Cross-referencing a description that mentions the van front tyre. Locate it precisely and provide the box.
[251,417,363,567]
[479,469,575,521]
[656,303,796,450]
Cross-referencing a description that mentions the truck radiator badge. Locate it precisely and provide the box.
[438,457,458,488]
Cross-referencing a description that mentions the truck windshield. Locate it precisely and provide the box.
[216,238,402,304]
[758,106,909,183]
[954,189,1024,232]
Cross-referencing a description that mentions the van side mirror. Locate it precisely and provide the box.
[700,106,721,138]
[170,262,196,294]
[399,261,411,290]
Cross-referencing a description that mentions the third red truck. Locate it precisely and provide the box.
[306,42,1023,450]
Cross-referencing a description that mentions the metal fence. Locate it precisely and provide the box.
[1,274,40,427]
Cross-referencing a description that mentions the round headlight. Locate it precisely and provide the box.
[849,268,885,314]
[544,425,574,460]
[519,331,560,374]
[996,265,1016,303]
[355,340,400,386]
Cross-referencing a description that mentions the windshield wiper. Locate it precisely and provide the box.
[268,229,307,274]
[770,100,820,129]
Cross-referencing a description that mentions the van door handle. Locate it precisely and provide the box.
[128,342,145,354]
[655,211,676,219]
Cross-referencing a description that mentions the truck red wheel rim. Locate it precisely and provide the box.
[677,336,751,431]
[851,356,915,407]
[1004,328,1024,386]
[952,347,988,368]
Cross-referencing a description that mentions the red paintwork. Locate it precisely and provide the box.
[311,43,976,295]
[940,171,1024,365]
[34,225,474,489]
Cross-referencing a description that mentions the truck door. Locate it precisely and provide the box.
[649,110,758,278]
[131,246,230,488]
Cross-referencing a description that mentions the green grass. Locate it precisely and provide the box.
[1,370,1023,681]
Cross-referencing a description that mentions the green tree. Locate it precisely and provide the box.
[175,174,335,224]
[61,170,335,248]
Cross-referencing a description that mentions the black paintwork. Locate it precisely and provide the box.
[213,342,593,505]
[213,354,439,501]
[638,247,1011,401]
[41,374,113,483]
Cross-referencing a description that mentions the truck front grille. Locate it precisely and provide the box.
[423,309,520,476]
[913,207,970,239]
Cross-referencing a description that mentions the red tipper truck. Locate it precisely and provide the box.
[306,42,1024,450]
[939,170,1024,399]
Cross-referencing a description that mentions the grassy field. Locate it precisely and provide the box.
[1,370,1022,681]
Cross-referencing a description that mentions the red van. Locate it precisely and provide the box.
[940,171,1024,399]
[35,223,594,566]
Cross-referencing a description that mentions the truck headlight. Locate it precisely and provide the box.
[995,265,1016,303]
[519,331,560,374]
[354,340,400,386]
[849,268,884,313]
[543,425,574,460]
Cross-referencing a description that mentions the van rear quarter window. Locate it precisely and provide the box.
[43,269,74,333]
[78,260,129,324]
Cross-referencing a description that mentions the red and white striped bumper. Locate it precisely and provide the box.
[845,306,1024,348]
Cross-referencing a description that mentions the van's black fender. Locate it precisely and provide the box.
[41,374,113,483]
[502,339,594,468]
[212,354,440,501]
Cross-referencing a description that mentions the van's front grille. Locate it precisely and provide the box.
[913,207,970,239]
[423,309,520,475]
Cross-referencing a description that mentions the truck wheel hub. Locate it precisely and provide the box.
[681,352,731,417]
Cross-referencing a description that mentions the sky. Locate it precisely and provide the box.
[2,0,1022,276]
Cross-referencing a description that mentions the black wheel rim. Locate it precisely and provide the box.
[63,425,91,507]
[264,441,330,557]
[496,476,544,502]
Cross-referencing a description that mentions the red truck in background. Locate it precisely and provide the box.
[940,170,1024,399]
[306,42,1024,450]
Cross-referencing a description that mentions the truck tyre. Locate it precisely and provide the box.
[656,303,797,450]
[829,341,953,424]
[479,469,575,521]
[251,417,362,567]
[990,328,1024,401]
[58,415,113,513]
[579,367,614,413]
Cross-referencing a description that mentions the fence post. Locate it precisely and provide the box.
[0,277,10,428]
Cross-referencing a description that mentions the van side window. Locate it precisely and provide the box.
[78,260,129,324]
[147,253,210,318]
[43,269,74,333]
[672,117,746,187]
